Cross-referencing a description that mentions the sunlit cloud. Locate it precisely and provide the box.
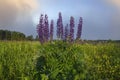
[106,0,120,8]
[0,0,38,35]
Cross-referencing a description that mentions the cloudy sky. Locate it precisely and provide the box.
[0,0,120,40]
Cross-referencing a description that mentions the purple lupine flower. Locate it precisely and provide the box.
[76,17,83,39]
[64,24,69,40]
[37,14,44,43]
[57,12,63,40]
[69,16,75,42]
[50,20,54,41]
[44,14,49,41]
[57,18,60,39]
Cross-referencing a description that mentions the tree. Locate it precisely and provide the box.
[76,17,83,40]
[27,35,33,41]
[50,20,54,41]
[57,12,63,40]
[35,35,39,41]
[69,16,75,42]
[0,30,26,41]
[1,30,6,40]
[19,33,26,40]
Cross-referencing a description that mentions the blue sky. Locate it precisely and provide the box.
[0,0,120,40]
[34,0,120,40]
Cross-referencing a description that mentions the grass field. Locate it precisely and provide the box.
[0,41,120,80]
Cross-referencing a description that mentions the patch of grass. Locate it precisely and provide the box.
[0,41,120,80]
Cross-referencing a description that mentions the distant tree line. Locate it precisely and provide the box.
[0,30,38,41]
[37,12,83,44]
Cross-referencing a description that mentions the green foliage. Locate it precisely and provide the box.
[0,30,36,41]
[0,41,39,80]
[26,35,34,41]
[0,41,120,80]
[36,42,120,80]
[0,30,26,41]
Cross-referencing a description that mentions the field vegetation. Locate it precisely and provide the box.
[0,41,120,80]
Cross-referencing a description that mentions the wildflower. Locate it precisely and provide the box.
[69,16,75,42]
[76,17,83,40]
[64,24,69,40]
[44,14,49,41]
[57,12,63,40]
[37,14,44,43]
[50,20,54,41]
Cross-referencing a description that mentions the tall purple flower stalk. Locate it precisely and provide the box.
[50,20,54,41]
[57,12,63,40]
[57,19,60,39]
[44,14,49,41]
[69,16,75,42]
[37,14,44,43]
[37,12,83,43]
[76,17,83,39]
[64,24,69,40]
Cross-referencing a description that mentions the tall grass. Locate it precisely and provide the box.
[0,41,39,80]
[0,41,120,80]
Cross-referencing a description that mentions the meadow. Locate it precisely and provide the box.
[0,41,120,80]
